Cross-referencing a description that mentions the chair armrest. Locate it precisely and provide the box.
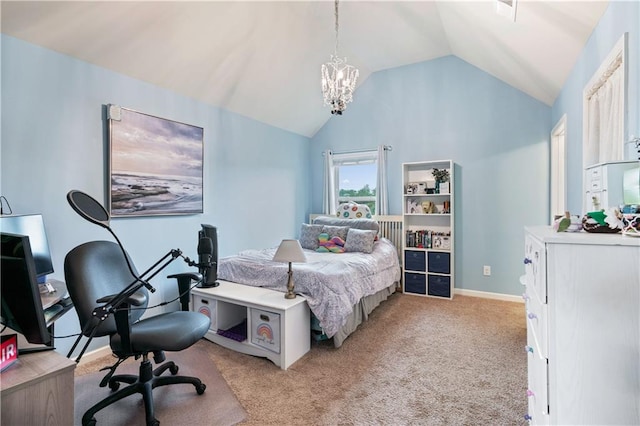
[168,272,202,282]
[96,292,147,306]
[167,272,202,311]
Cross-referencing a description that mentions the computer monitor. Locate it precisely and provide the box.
[0,214,54,282]
[0,233,52,347]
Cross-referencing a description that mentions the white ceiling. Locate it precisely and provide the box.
[1,1,609,137]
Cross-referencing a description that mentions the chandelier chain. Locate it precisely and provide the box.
[334,0,340,56]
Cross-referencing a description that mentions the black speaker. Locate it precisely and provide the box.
[198,224,219,287]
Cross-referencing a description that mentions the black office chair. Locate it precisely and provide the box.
[65,240,211,426]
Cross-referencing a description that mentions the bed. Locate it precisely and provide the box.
[217,214,403,347]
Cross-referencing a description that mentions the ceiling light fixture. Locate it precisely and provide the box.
[321,0,359,115]
[496,0,518,22]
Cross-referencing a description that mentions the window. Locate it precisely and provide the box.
[333,151,378,215]
[583,33,627,167]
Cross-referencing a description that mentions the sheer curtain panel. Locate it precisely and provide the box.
[322,150,337,215]
[376,145,389,215]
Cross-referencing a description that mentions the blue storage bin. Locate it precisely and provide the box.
[428,275,451,298]
[404,272,426,294]
[404,250,426,272]
[428,252,450,274]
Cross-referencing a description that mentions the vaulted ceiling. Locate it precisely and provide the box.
[1,1,609,137]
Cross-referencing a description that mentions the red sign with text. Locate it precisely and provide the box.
[1,334,18,372]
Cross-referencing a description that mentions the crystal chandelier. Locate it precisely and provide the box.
[321,0,359,115]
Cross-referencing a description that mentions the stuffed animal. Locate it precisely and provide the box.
[421,201,436,214]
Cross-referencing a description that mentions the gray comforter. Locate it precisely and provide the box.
[217,238,401,338]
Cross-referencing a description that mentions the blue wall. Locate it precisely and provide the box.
[1,35,311,355]
[552,1,640,213]
[310,56,551,296]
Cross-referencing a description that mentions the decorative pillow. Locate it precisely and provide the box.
[313,216,380,233]
[337,202,373,219]
[316,233,346,253]
[344,228,377,254]
[299,223,324,250]
[321,225,349,241]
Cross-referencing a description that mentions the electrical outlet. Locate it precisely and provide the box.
[483,265,491,276]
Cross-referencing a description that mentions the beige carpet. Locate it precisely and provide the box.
[210,293,527,425]
[78,293,527,425]
[74,343,247,425]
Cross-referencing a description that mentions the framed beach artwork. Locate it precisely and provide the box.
[107,105,204,217]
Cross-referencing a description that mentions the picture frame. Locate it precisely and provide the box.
[108,105,204,217]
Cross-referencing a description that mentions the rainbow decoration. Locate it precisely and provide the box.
[256,323,274,342]
[198,306,210,319]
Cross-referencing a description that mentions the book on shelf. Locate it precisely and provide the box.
[405,229,451,250]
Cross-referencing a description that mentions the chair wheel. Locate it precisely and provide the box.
[196,383,206,395]
[109,381,120,391]
[83,417,97,426]
[148,419,160,426]
[169,364,179,375]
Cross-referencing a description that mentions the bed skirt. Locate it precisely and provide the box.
[314,282,398,348]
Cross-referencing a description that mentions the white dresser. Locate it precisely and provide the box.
[523,226,640,425]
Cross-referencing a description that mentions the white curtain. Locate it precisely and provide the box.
[376,145,389,215]
[322,150,337,215]
[584,61,624,166]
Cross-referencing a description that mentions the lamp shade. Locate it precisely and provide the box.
[273,239,306,263]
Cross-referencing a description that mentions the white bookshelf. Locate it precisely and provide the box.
[402,160,455,299]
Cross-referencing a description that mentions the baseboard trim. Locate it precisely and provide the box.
[454,288,524,303]
[77,345,112,366]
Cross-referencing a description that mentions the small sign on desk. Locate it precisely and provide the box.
[1,334,18,372]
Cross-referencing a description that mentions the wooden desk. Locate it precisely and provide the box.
[1,350,76,425]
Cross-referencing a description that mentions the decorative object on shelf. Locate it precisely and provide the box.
[273,239,307,299]
[321,0,359,115]
[405,183,415,194]
[407,199,421,214]
[432,168,450,194]
[621,213,640,236]
[581,208,625,233]
[553,211,582,232]
[108,105,204,217]
[421,201,436,214]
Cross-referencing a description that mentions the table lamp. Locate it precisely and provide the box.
[273,239,306,299]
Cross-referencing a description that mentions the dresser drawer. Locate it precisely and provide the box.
[586,165,602,182]
[524,235,546,304]
[526,339,550,425]
[526,293,548,359]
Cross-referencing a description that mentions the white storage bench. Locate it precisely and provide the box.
[191,280,310,370]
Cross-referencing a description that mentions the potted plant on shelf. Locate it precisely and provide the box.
[432,168,450,193]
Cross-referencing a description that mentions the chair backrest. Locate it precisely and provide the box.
[64,240,148,337]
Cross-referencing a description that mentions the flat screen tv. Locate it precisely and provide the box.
[1,232,52,346]
[0,214,54,281]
